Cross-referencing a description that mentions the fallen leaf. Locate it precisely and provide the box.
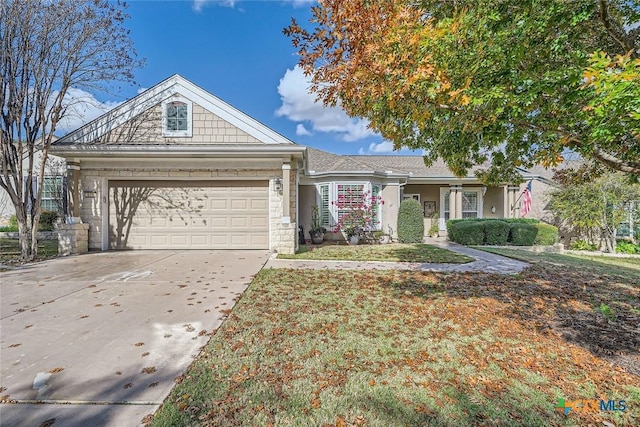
[134,342,145,347]
[141,366,157,374]
[123,383,133,389]
[48,367,64,374]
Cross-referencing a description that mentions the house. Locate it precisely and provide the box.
[0,141,66,226]
[50,75,556,254]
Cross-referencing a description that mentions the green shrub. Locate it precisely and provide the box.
[569,239,597,251]
[509,223,538,246]
[38,211,59,231]
[397,199,424,243]
[482,220,511,245]
[533,223,559,246]
[616,240,639,254]
[450,221,484,245]
[9,215,18,228]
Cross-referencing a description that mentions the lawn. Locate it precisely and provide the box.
[150,256,639,426]
[0,238,58,264]
[478,247,640,282]
[278,243,473,264]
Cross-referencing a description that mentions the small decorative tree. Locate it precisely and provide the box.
[332,188,383,243]
[309,205,326,244]
[397,199,425,243]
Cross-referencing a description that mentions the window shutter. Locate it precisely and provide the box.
[320,184,330,227]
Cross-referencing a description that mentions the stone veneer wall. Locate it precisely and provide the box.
[56,223,89,255]
[77,164,297,254]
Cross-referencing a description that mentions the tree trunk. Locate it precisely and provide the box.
[603,227,617,253]
[17,218,34,261]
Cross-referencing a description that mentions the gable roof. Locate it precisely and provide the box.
[54,74,295,146]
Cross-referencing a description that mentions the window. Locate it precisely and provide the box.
[461,191,479,218]
[166,103,188,131]
[403,193,420,202]
[316,182,382,231]
[443,192,450,221]
[40,176,64,212]
[162,96,192,137]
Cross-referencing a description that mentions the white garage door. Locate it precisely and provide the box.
[108,180,269,249]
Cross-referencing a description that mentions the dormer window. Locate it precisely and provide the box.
[162,96,192,137]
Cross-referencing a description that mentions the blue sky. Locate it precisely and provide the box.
[58,0,418,156]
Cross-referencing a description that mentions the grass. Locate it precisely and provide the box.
[0,238,58,264]
[278,243,473,264]
[477,247,640,282]
[151,257,639,426]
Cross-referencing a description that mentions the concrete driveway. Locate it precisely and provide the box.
[0,250,269,427]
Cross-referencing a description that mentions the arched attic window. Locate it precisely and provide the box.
[162,96,192,137]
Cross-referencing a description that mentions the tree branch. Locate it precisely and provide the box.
[591,147,640,174]
[599,0,638,57]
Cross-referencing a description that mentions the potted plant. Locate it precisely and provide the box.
[308,205,325,244]
[429,212,440,237]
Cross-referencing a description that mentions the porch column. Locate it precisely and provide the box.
[282,163,291,223]
[66,161,80,219]
[449,185,462,219]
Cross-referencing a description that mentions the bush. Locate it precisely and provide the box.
[9,215,18,228]
[482,220,511,245]
[570,240,598,251]
[397,199,424,243]
[509,223,538,246]
[450,221,485,245]
[38,211,60,231]
[533,223,559,246]
[616,240,639,254]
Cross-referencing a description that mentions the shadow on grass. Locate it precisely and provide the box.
[386,244,472,264]
[384,264,640,375]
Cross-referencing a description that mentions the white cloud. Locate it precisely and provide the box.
[55,88,122,134]
[275,66,377,142]
[296,123,312,136]
[192,0,236,12]
[366,140,395,153]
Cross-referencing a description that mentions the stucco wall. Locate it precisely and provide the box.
[76,161,297,253]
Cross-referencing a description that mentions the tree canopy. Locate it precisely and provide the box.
[0,0,142,260]
[285,0,640,183]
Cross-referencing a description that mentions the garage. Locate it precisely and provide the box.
[108,180,269,250]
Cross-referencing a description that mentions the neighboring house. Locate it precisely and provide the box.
[0,142,66,226]
[49,75,559,254]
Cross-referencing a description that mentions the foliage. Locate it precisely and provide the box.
[310,205,325,234]
[482,220,511,245]
[451,221,485,245]
[0,238,58,264]
[278,243,473,263]
[332,189,382,238]
[152,265,639,427]
[0,0,142,261]
[397,199,424,243]
[9,215,17,228]
[550,172,640,252]
[285,0,640,182]
[510,223,538,246]
[37,211,59,232]
[533,223,559,246]
[570,239,599,251]
[616,240,640,254]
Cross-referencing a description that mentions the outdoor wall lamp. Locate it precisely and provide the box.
[491,206,496,214]
[482,186,487,196]
[273,177,283,193]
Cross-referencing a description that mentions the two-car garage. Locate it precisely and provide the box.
[108,180,269,250]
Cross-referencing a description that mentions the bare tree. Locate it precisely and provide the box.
[0,0,142,260]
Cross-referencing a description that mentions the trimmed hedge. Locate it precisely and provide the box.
[510,223,538,246]
[447,218,558,247]
[483,220,511,245]
[39,211,60,231]
[397,199,424,243]
[533,223,558,246]
[454,221,484,245]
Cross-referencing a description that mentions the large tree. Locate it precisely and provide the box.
[284,0,640,183]
[0,0,142,260]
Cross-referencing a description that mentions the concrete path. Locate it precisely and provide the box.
[0,250,269,427]
[264,239,528,274]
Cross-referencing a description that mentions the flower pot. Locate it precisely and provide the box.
[379,234,390,244]
[349,235,360,245]
[309,230,324,244]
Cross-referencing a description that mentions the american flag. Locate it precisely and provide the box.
[521,181,532,217]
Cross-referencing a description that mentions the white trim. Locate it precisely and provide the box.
[101,178,109,250]
[55,75,296,146]
[161,95,192,137]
